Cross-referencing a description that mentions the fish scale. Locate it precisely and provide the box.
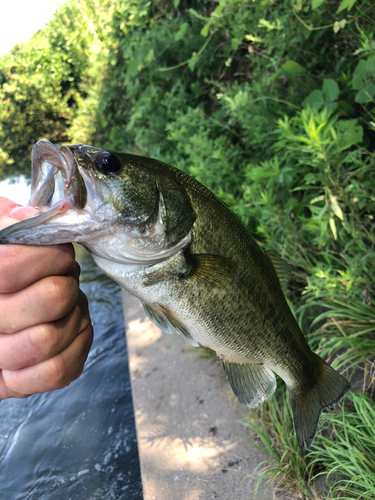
[0,140,350,451]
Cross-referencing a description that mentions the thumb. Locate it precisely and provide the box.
[0,197,41,230]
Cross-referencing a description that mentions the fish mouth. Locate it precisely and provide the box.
[0,140,89,244]
[29,140,87,211]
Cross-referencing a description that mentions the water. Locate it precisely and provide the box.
[0,248,142,499]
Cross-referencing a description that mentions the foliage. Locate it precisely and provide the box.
[0,0,109,179]
[244,385,317,500]
[0,0,374,497]
[308,392,375,500]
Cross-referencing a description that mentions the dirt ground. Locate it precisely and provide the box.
[122,290,292,500]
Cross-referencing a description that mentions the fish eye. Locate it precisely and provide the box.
[95,152,121,174]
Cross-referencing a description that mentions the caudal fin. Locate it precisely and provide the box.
[289,356,350,451]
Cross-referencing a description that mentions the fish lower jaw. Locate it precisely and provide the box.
[83,230,192,275]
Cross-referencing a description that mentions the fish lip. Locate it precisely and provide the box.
[29,140,87,211]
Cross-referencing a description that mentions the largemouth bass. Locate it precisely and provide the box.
[0,140,350,451]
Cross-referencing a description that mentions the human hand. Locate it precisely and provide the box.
[0,197,93,399]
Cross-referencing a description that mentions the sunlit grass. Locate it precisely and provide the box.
[245,387,375,499]
[246,292,375,499]
[244,385,319,500]
[308,393,375,500]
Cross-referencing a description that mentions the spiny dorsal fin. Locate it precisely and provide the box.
[265,251,293,290]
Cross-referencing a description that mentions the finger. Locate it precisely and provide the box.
[0,198,19,220]
[0,264,81,334]
[0,244,76,293]
[0,197,75,292]
[0,198,41,230]
[2,320,93,395]
[0,371,29,399]
[0,290,90,371]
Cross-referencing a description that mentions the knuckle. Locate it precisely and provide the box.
[46,276,78,318]
[1,370,29,397]
[29,324,61,358]
[49,356,70,389]
[50,354,84,390]
[78,290,89,312]
[54,244,76,274]
[72,363,84,383]
[81,323,94,352]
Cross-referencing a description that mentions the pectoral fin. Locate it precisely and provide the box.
[185,254,234,288]
[221,360,276,409]
[142,252,233,289]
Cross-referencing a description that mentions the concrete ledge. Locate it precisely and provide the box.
[123,289,287,500]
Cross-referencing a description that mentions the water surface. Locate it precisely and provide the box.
[0,249,142,499]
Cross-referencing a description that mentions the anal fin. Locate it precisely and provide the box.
[221,360,276,409]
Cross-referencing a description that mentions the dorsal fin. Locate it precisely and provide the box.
[265,251,292,290]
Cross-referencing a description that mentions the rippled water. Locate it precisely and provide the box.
[0,248,142,499]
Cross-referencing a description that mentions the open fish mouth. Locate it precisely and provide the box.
[30,140,87,211]
[0,141,89,244]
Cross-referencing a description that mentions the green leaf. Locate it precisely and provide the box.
[351,57,375,90]
[355,84,375,104]
[200,23,210,38]
[302,90,324,110]
[329,217,338,240]
[176,22,190,41]
[328,191,344,220]
[325,102,338,114]
[322,79,339,102]
[127,59,140,77]
[212,4,225,16]
[337,0,358,13]
[188,54,198,71]
[275,61,304,80]
[337,100,354,116]
[336,119,363,150]
[144,49,154,63]
[312,0,326,9]
[304,172,318,185]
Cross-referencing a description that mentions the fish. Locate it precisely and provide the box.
[0,140,350,451]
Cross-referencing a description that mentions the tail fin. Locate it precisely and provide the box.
[289,356,350,451]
